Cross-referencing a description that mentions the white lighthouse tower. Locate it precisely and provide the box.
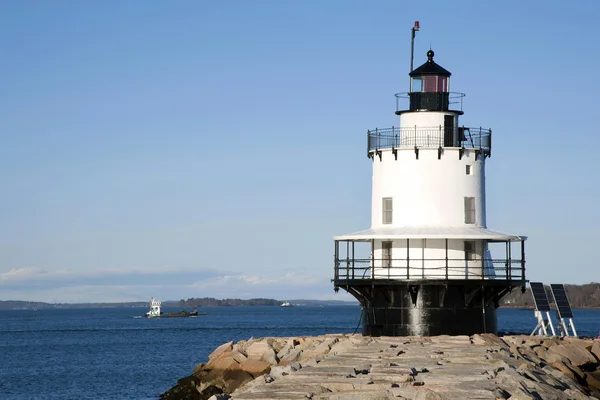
[332,48,527,336]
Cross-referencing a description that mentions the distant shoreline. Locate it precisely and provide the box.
[2,301,599,311]
[4,284,599,310]
[500,305,600,310]
[0,299,360,310]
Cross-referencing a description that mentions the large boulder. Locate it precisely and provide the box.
[219,369,254,393]
[208,341,233,361]
[478,333,510,349]
[266,337,286,353]
[229,350,247,364]
[585,370,600,394]
[279,348,302,365]
[590,341,600,361]
[160,338,273,400]
[246,342,273,360]
[238,359,271,377]
[205,353,238,372]
[548,343,597,368]
[160,375,204,400]
[275,341,294,360]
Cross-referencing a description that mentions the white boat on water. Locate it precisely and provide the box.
[145,298,163,317]
[144,297,200,318]
[281,301,293,307]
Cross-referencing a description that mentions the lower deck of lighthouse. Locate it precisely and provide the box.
[332,235,526,336]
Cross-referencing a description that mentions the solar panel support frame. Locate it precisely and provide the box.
[549,284,578,337]
[530,310,556,336]
[529,282,556,337]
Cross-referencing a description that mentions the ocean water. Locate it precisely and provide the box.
[0,305,598,400]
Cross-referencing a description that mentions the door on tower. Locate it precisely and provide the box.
[444,115,455,147]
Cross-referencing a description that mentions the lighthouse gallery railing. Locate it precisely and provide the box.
[367,126,491,155]
[333,257,525,282]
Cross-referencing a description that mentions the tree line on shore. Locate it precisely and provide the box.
[0,297,284,310]
[176,297,281,307]
[2,283,598,310]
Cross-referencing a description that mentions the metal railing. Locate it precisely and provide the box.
[334,257,524,282]
[395,92,466,113]
[367,126,491,155]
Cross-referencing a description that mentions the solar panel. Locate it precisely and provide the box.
[530,282,551,312]
[550,284,574,319]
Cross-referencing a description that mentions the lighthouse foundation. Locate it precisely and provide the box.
[346,281,516,336]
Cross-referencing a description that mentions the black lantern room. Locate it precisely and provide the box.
[408,50,454,112]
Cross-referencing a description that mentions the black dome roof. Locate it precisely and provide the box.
[409,50,451,77]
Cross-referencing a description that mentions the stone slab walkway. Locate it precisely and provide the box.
[228,335,599,400]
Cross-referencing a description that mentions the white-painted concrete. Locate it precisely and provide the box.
[334,65,525,282]
[333,226,523,241]
[399,111,460,147]
[371,147,485,228]
[370,238,485,279]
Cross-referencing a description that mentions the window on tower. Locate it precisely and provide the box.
[464,197,476,224]
[423,76,437,92]
[466,165,472,175]
[412,77,423,92]
[437,76,448,92]
[382,241,392,268]
[382,197,393,224]
[464,241,476,260]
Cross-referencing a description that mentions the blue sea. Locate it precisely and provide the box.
[1,306,598,400]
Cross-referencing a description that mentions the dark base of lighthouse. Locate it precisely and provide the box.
[343,281,518,336]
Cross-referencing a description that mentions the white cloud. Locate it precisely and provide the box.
[0,267,48,281]
[0,284,165,303]
[183,271,342,300]
[188,272,323,290]
[0,268,353,303]
[0,265,214,283]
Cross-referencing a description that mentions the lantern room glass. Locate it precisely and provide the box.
[411,76,448,93]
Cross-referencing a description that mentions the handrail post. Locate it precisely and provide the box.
[505,241,509,280]
[414,125,417,146]
[334,240,339,281]
[508,241,512,280]
[406,238,410,279]
[371,239,375,280]
[352,241,355,279]
[345,241,350,280]
[445,239,448,280]
[481,240,485,280]
[521,239,526,282]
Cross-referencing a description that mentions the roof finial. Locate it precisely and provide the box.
[426,49,434,62]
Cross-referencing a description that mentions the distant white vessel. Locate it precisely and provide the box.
[146,298,162,317]
[144,297,200,318]
[280,301,293,307]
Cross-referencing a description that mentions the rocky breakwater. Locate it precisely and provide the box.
[160,334,600,400]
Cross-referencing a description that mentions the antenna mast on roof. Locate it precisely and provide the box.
[410,21,420,72]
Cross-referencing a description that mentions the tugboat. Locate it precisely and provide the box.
[143,298,202,318]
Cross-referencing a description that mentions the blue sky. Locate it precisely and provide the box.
[1,1,599,303]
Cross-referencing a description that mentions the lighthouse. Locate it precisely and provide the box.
[332,48,527,336]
